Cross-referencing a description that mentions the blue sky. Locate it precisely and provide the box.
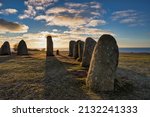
[0,0,150,48]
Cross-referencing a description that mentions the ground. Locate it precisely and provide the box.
[0,51,150,100]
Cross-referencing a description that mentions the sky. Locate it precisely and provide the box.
[0,0,150,49]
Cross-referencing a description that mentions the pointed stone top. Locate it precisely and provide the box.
[17,40,28,55]
[0,41,11,55]
[47,35,52,39]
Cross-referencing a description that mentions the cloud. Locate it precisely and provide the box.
[35,1,106,29]
[0,26,115,49]
[46,7,84,15]
[0,19,29,34]
[112,10,143,26]
[34,15,49,21]
[65,3,88,8]
[35,6,45,10]
[64,27,115,37]
[90,1,101,9]
[35,15,106,28]
[86,20,106,27]
[19,5,36,19]
[91,12,101,16]
[52,29,58,32]
[47,15,88,28]
[35,15,86,27]
[19,0,58,19]
[21,0,106,30]
[112,10,137,20]
[65,2,105,16]
[0,8,18,15]
[25,0,58,7]
[0,3,2,7]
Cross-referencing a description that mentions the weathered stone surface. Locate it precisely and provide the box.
[77,40,84,62]
[17,40,28,55]
[46,36,54,56]
[0,41,11,55]
[73,40,80,59]
[69,40,76,57]
[87,34,119,92]
[81,37,96,67]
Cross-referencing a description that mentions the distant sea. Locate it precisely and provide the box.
[56,48,150,53]
[10,48,150,53]
[119,48,150,53]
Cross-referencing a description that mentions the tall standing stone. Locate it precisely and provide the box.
[69,40,75,57]
[46,36,54,56]
[77,40,84,62]
[87,34,119,92]
[17,40,28,55]
[0,41,11,55]
[73,40,80,59]
[81,37,96,67]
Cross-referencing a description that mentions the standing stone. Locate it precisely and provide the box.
[17,40,28,55]
[81,37,96,67]
[73,40,80,59]
[69,40,75,57]
[46,36,54,56]
[77,40,84,62]
[56,49,59,55]
[0,41,11,55]
[87,34,119,92]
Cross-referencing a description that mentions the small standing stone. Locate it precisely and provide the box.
[0,41,11,55]
[46,36,54,56]
[17,40,28,55]
[77,40,84,62]
[87,34,119,92]
[81,37,96,67]
[69,40,76,57]
[56,49,59,55]
[73,40,80,59]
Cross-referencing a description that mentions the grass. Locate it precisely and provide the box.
[0,51,150,100]
[119,53,150,77]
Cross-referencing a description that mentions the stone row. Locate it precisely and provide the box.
[0,36,54,56]
[0,40,28,56]
[68,37,96,67]
[69,34,119,92]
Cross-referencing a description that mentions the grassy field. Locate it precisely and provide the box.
[0,51,150,100]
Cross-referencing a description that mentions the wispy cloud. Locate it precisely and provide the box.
[0,19,29,34]
[112,10,143,26]
[19,0,58,19]
[86,20,106,27]
[0,8,18,15]
[90,1,101,9]
[64,27,115,38]
[0,3,2,7]
[65,3,88,8]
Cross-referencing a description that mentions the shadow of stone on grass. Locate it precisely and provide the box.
[43,56,91,100]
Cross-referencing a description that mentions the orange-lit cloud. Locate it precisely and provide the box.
[46,7,84,15]
[86,20,106,27]
[0,19,29,34]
